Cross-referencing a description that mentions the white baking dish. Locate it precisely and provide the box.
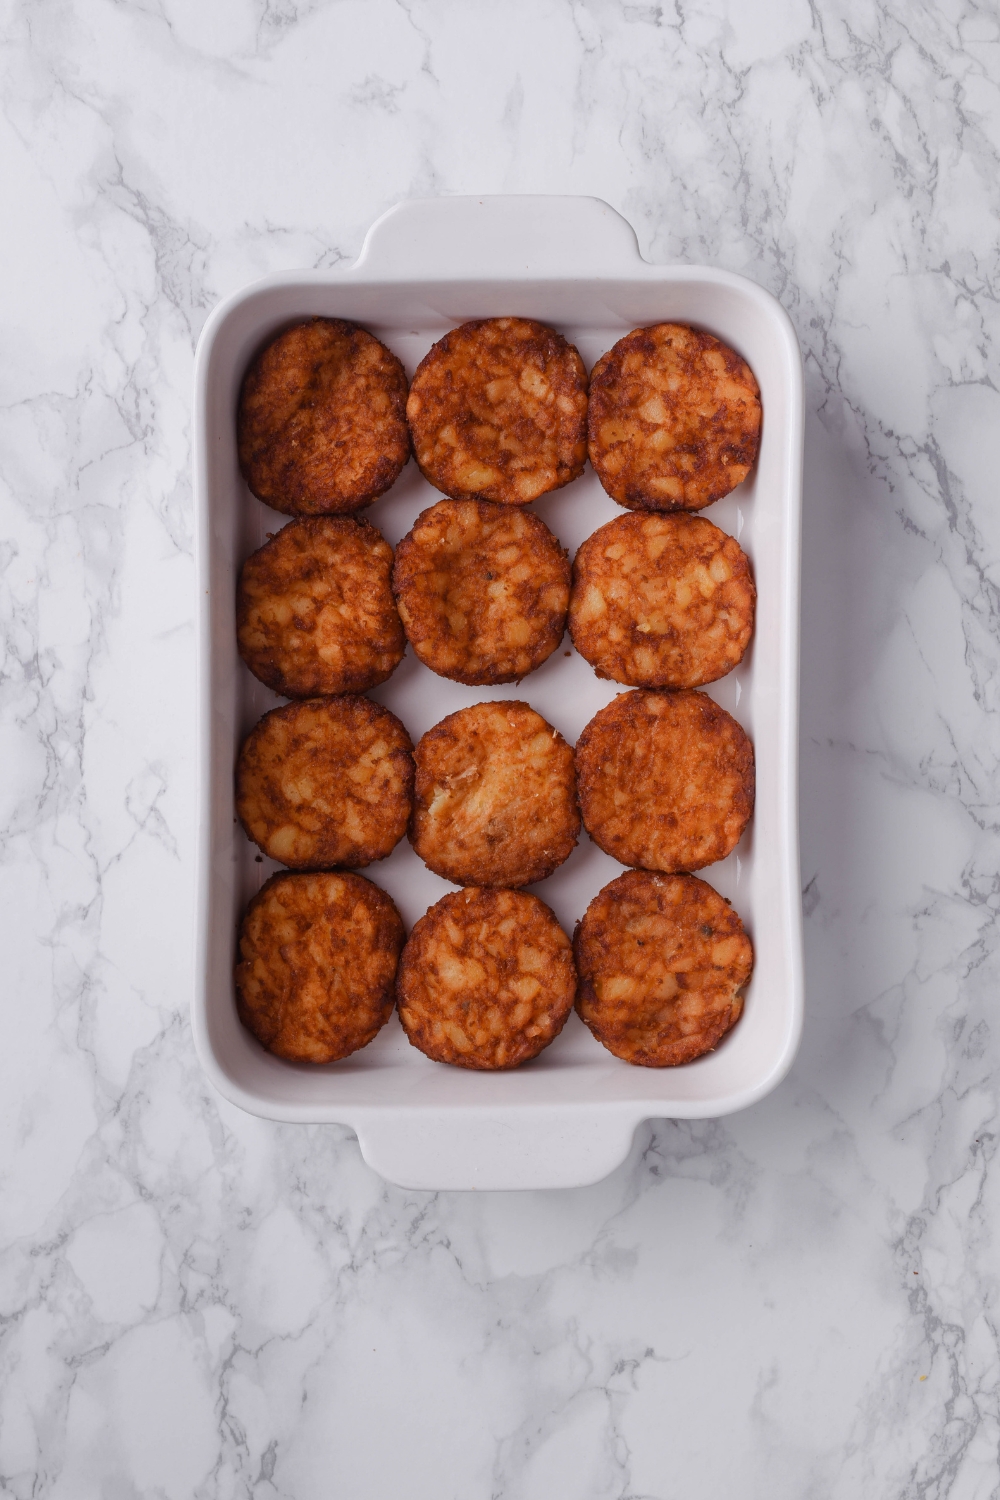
[193,196,803,1191]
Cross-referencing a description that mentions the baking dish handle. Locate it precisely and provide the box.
[353,1108,641,1193]
[354,195,644,281]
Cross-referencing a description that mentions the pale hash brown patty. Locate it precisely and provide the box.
[237,318,410,516]
[406,317,588,505]
[410,701,580,888]
[236,696,414,870]
[396,887,577,1069]
[235,871,405,1064]
[392,498,570,684]
[588,323,761,511]
[574,870,752,1066]
[237,517,405,697]
[569,511,755,688]
[575,689,754,872]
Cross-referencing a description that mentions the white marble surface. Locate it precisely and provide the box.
[2,0,999,1494]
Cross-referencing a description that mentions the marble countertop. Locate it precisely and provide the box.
[3,1,998,1495]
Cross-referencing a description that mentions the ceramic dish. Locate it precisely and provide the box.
[192,195,804,1190]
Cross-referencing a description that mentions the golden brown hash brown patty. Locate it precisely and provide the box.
[575,689,754,872]
[588,323,761,511]
[575,870,752,1066]
[237,318,410,515]
[236,696,414,870]
[569,511,755,688]
[392,498,570,684]
[406,317,588,505]
[235,871,404,1064]
[237,517,405,697]
[411,701,580,888]
[397,886,576,1069]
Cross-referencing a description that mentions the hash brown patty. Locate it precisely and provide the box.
[406,317,588,505]
[569,511,755,687]
[575,689,754,872]
[588,323,761,511]
[392,498,570,684]
[235,870,404,1064]
[237,318,409,515]
[396,886,576,1069]
[237,517,405,697]
[236,696,414,869]
[574,870,752,1066]
[410,701,580,888]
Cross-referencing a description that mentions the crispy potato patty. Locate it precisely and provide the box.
[588,323,761,511]
[576,689,754,872]
[392,498,570,684]
[406,317,588,505]
[237,318,409,515]
[235,871,404,1063]
[569,511,755,688]
[237,517,405,697]
[396,886,576,1069]
[236,696,414,869]
[575,870,752,1066]
[411,701,579,888]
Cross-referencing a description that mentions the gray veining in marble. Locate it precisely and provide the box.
[2,0,999,1495]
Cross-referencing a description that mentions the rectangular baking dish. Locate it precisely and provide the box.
[193,195,804,1191]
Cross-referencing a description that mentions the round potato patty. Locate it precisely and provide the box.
[236,696,414,869]
[237,517,405,697]
[235,871,404,1064]
[575,689,754,872]
[588,323,761,511]
[238,318,409,515]
[575,870,752,1066]
[392,498,570,684]
[410,701,580,888]
[569,511,755,688]
[397,886,576,1069]
[406,317,588,505]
